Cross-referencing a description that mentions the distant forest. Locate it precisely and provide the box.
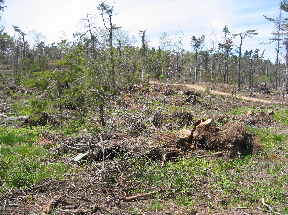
[1,0,288,92]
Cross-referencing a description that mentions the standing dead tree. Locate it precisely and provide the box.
[233,30,258,89]
[219,26,233,84]
[97,1,121,87]
[139,30,147,81]
[191,35,205,81]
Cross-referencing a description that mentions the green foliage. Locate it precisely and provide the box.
[0,132,24,144]
[12,99,31,115]
[158,74,166,81]
[29,98,49,112]
[229,107,288,126]
[21,70,53,91]
[273,108,288,125]
[228,106,250,115]
[261,75,272,83]
[0,145,69,188]
[128,144,287,213]
[148,201,162,211]
[191,35,205,50]
[12,96,51,116]
[271,133,285,142]
[204,87,211,95]
[0,127,70,189]
[0,127,38,145]
[250,127,287,150]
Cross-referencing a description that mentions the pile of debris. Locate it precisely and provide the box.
[177,118,256,158]
[16,110,262,162]
[231,109,275,127]
[66,118,258,164]
[22,111,61,127]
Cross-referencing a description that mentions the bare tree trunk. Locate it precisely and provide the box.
[237,35,243,89]
[108,14,115,86]
[224,53,229,84]
[249,58,253,87]
[275,40,280,89]
[140,30,146,81]
[194,49,198,81]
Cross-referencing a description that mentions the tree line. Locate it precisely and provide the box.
[1,1,288,102]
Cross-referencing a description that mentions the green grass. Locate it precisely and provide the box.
[0,127,38,145]
[228,106,288,126]
[273,108,288,125]
[10,94,53,116]
[148,201,162,211]
[0,126,71,190]
[248,126,288,152]
[0,143,70,189]
[228,106,251,115]
[130,155,287,213]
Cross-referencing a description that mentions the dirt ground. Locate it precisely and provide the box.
[0,81,287,214]
[150,81,286,104]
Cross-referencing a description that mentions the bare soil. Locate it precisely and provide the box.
[150,81,285,104]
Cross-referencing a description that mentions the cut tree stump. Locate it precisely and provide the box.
[176,119,256,158]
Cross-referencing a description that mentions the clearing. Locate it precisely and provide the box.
[0,81,287,214]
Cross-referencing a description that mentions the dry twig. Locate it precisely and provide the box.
[118,189,164,201]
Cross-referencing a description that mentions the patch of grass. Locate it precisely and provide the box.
[204,87,211,95]
[148,201,162,211]
[273,108,288,125]
[129,207,143,215]
[228,106,251,115]
[0,144,70,189]
[130,154,287,214]
[0,127,38,145]
[0,132,22,144]
[0,126,71,190]
[271,133,285,142]
[29,98,49,112]
[248,127,287,152]
[11,94,53,115]
[12,99,32,116]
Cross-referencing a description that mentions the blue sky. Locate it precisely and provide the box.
[1,0,285,61]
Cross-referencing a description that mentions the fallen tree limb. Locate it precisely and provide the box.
[261,198,281,215]
[118,189,164,201]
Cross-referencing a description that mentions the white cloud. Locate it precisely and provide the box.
[210,18,227,31]
[3,0,98,42]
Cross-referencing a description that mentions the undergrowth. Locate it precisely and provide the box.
[1,86,287,214]
[127,110,288,213]
[0,126,71,190]
[130,153,287,213]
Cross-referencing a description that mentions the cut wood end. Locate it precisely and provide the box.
[178,129,192,139]
[247,110,254,116]
[196,118,213,128]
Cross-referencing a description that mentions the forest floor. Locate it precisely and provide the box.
[0,80,287,214]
